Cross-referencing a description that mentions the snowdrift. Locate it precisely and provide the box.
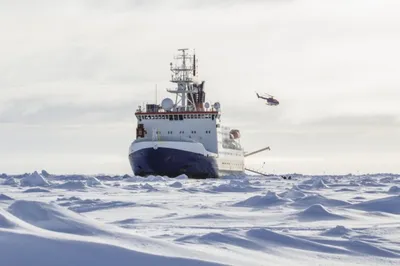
[234,191,290,208]
[347,195,400,214]
[295,204,347,221]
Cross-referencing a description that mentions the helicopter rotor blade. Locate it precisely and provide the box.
[262,93,273,98]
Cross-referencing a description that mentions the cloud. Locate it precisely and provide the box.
[0,96,137,125]
[303,114,400,128]
[0,0,399,174]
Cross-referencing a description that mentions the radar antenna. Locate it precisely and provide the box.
[167,48,203,111]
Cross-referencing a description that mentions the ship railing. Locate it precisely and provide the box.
[134,136,197,143]
[135,108,218,114]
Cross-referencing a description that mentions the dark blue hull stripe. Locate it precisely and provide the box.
[129,147,219,178]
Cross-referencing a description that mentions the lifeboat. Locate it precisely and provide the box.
[229,129,240,139]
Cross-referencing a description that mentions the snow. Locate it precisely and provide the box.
[321,225,352,237]
[3,177,19,186]
[22,188,51,193]
[86,176,104,187]
[8,200,110,236]
[176,174,189,180]
[347,195,400,214]
[291,194,350,207]
[170,181,183,188]
[55,181,88,190]
[1,172,400,265]
[20,171,50,187]
[0,193,13,200]
[233,191,290,207]
[295,204,348,221]
[388,185,400,194]
[0,230,219,266]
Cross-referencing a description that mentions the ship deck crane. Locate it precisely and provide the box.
[244,146,271,176]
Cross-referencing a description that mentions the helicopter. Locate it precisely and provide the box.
[256,92,279,106]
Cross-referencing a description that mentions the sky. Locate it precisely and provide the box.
[1,0,399,175]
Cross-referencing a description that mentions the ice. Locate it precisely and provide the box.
[279,185,307,200]
[1,173,400,265]
[347,195,400,214]
[210,179,260,192]
[0,208,19,228]
[3,177,20,186]
[23,188,51,193]
[388,185,400,194]
[41,169,51,178]
[246,228,351,255]
[311,178,330,189]
[170,181,183,188]
[176,231,265,251]
[20,171,50,187]
[321,225,352,237]
[0,230,220,266]
[0,194,13,201]
[295,204,347,221]
[234,191,291,208]
[8,200,110,236]
[65,198,136,213]
[54,181,88,190]
[291,194,350,208]
[175,174,189,180]
[141,183,158,191]
[86,176,104,187]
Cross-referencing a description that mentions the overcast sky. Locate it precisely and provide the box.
[1,0,399,175]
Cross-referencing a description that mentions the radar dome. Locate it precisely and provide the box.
[205,102,210,109]
[214,102,221,110]
[161,98,174,111]
[192,76,200,84]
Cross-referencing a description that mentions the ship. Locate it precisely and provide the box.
[128,48,247,178]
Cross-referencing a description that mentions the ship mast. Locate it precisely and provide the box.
[167,48,199,111]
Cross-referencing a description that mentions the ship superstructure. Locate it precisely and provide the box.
[129,49,244,178]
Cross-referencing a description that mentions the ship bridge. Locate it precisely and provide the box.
[135,107,220,122]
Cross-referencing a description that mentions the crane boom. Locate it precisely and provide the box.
[244,146,271,157]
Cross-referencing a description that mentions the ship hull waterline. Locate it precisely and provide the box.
[129,147,220,179]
